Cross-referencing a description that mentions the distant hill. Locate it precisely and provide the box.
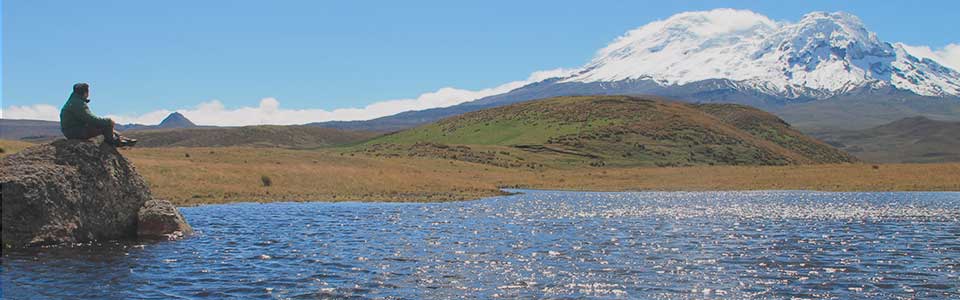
[360,96,856,168]
[309,80,960,134]
[309,104,481,133]
[1,112,201,141]
[157,112,196,128]
[1,112,376,149]
[811,116,960,163]
[127,125,378,149]
[772,87,960,131]
[0,119,62,141]
[117,112,200,131]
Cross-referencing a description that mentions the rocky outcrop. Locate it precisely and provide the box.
[137,199,193,240]
[1,139,190,248]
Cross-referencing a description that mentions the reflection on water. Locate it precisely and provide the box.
[3,190,959,299]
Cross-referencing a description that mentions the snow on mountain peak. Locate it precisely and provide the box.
[787,11,882,55]
[646,9,775,38]
[565,9,960,98]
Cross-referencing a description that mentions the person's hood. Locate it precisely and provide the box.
[68,91,90,103]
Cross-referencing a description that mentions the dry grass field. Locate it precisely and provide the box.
[0,140,36,157]
[124,146,960,206]
[120,146,521,205]
[3,140,958,206]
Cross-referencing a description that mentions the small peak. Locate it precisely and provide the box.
[158,112,197,128]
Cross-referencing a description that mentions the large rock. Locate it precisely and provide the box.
[137,199,193,240]
[2,139,153,247]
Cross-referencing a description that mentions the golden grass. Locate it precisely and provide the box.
[3,140,958,206]
[120,146,960,206]
[0,140,36,157]
[120,146,526,205]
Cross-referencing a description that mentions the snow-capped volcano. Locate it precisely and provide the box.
[309,9,960,133]
[563,9,960,98]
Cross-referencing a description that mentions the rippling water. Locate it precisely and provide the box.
[3,190,959,299]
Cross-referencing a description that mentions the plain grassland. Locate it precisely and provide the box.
[0,140,35,155]
[123,146,960,206]
[3,140,958,206]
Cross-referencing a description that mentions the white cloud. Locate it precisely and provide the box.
[1,69,573,126]
[603,8,776,52]
[8,68,574,126]
[899,43,960,71]
[0,104,60,121]
[671,9,778,37]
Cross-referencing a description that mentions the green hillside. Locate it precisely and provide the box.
[361,96,856,168]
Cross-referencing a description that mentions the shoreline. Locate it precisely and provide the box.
[172,188,960,208]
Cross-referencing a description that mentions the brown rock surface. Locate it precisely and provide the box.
[1,139,161,247]
[137,199,193,240]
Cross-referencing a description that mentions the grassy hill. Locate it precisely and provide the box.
[811,116,960,163]
[360,95,856,168]
[127,125,377,149]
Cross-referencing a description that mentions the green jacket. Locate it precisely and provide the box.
[60,91,112,131]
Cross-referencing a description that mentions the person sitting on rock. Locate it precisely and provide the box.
[60,83,136,147]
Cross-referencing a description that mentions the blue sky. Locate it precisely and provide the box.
[3,0,959,125]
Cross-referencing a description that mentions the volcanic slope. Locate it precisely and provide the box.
[360,95,856,168]
[812,116,960,163]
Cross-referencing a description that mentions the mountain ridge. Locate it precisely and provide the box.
[310,79,960,133]
[811,116,960,163]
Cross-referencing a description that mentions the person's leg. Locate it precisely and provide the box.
[63,124,119,146]
[98,123,118,145]
[63,125,103,140]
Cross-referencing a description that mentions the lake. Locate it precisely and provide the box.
[2,190,959,299]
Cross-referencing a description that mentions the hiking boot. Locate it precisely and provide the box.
[118,137,138,147]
